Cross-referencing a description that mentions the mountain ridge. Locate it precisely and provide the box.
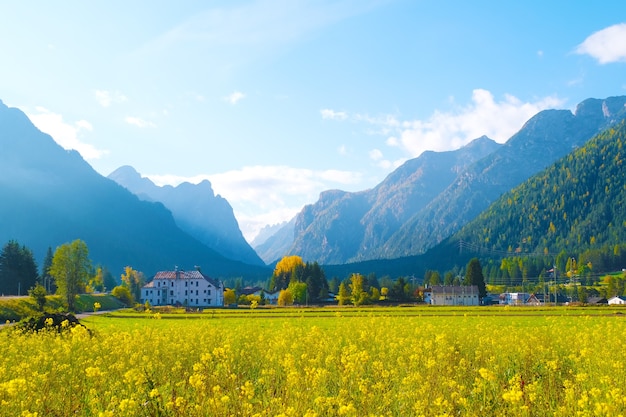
[0,101,270,283]
[108,166,265,266]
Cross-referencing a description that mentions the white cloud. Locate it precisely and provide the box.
[576,23,626,64]
[95,90,127,107]
[321,108,348,120]
[224,91,246,105]
[125,116,156,128]
[323,89,562,159]
[26,107,108,160]
[369,149,383,161]
[359,89,563,158]
[146,164,364,241]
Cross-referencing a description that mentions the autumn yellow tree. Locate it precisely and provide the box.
[223,289,236,305]
[270,256,304,291]
[277,289,294,306]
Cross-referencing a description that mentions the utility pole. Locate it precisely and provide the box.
[553,265,557,306]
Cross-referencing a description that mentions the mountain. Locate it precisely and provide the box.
[452,117,626,257]
[253,218,296,265]
[251,221,289,248]
[383,96,626,257]
[279,136,501,264]
[270,95,626,266]
[108,166,264,266]
[0,100,270,283]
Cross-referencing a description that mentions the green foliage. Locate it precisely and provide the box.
[120,266,145,303]
[288,281,307,304]
[336,283,349,306]
[0,294,122,322]
[111,285,133,307]
[349,273,369,306]
[0,240,39,295]
[456,120,626,266]
[465,258,487,300]
[49,239,92,312]
[28,284,47,312]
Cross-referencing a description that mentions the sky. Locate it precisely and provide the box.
[1,1,625,242]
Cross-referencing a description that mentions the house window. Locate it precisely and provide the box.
[185,282,188,287]
[171,282,174,287]
[158,281,160,287]
[185,290,188,295]
[170,290,174,296]
[196,290,199,295]
[196,281,199,287]
[208,289,211,295]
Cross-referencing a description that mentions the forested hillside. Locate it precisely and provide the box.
[452,119,626,279]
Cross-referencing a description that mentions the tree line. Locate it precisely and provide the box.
[0,239,144,312]
[234,255,487,307]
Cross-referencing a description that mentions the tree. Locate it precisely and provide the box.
[288,281,307,304]
[270,256,305,291]
[111,285,133,307]
[101,267,117,292]
[0,240,39,295]
[380,287,389,300]
[349,273,368,306]
[336,283,349,306]
[29,283,47,312]
[223,288,236,305]
[49,239,92,312]
[465,258,487,301]
[370,287,381,303]
[41,246,55,293]
[120,266,145,303]
[277,289,294,306]
[88,267,105,293]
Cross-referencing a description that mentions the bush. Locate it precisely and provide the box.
[111,286,133,307]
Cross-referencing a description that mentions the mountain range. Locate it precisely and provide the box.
[258,96,626,265]
[108,166,264,266]
[3,94,626,285]
[0,100,270,283]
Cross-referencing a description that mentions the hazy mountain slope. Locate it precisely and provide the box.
[452,118,626,255]
[383,95,626,257]
[109,166,264,266]
[286,136,500,264]
[252,219,295,264]
[0,100,270,280]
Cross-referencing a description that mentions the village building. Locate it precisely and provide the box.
[428,285,480,306]
[140,269,224,307]
[608,295,626,305]
[499,292,539,305]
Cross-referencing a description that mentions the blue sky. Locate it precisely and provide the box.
[1,1,625,241]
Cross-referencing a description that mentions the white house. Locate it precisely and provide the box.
[141,269,224,307]
[608,295,626,305]
[500,292,533,306]
[429,285,480,306]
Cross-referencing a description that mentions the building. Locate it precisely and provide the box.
[608,295,626,305]
[429,285,480,306]
[500,292,528,305]
[141,269,224,307]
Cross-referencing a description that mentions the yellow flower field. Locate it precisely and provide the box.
[1,309,626,416]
